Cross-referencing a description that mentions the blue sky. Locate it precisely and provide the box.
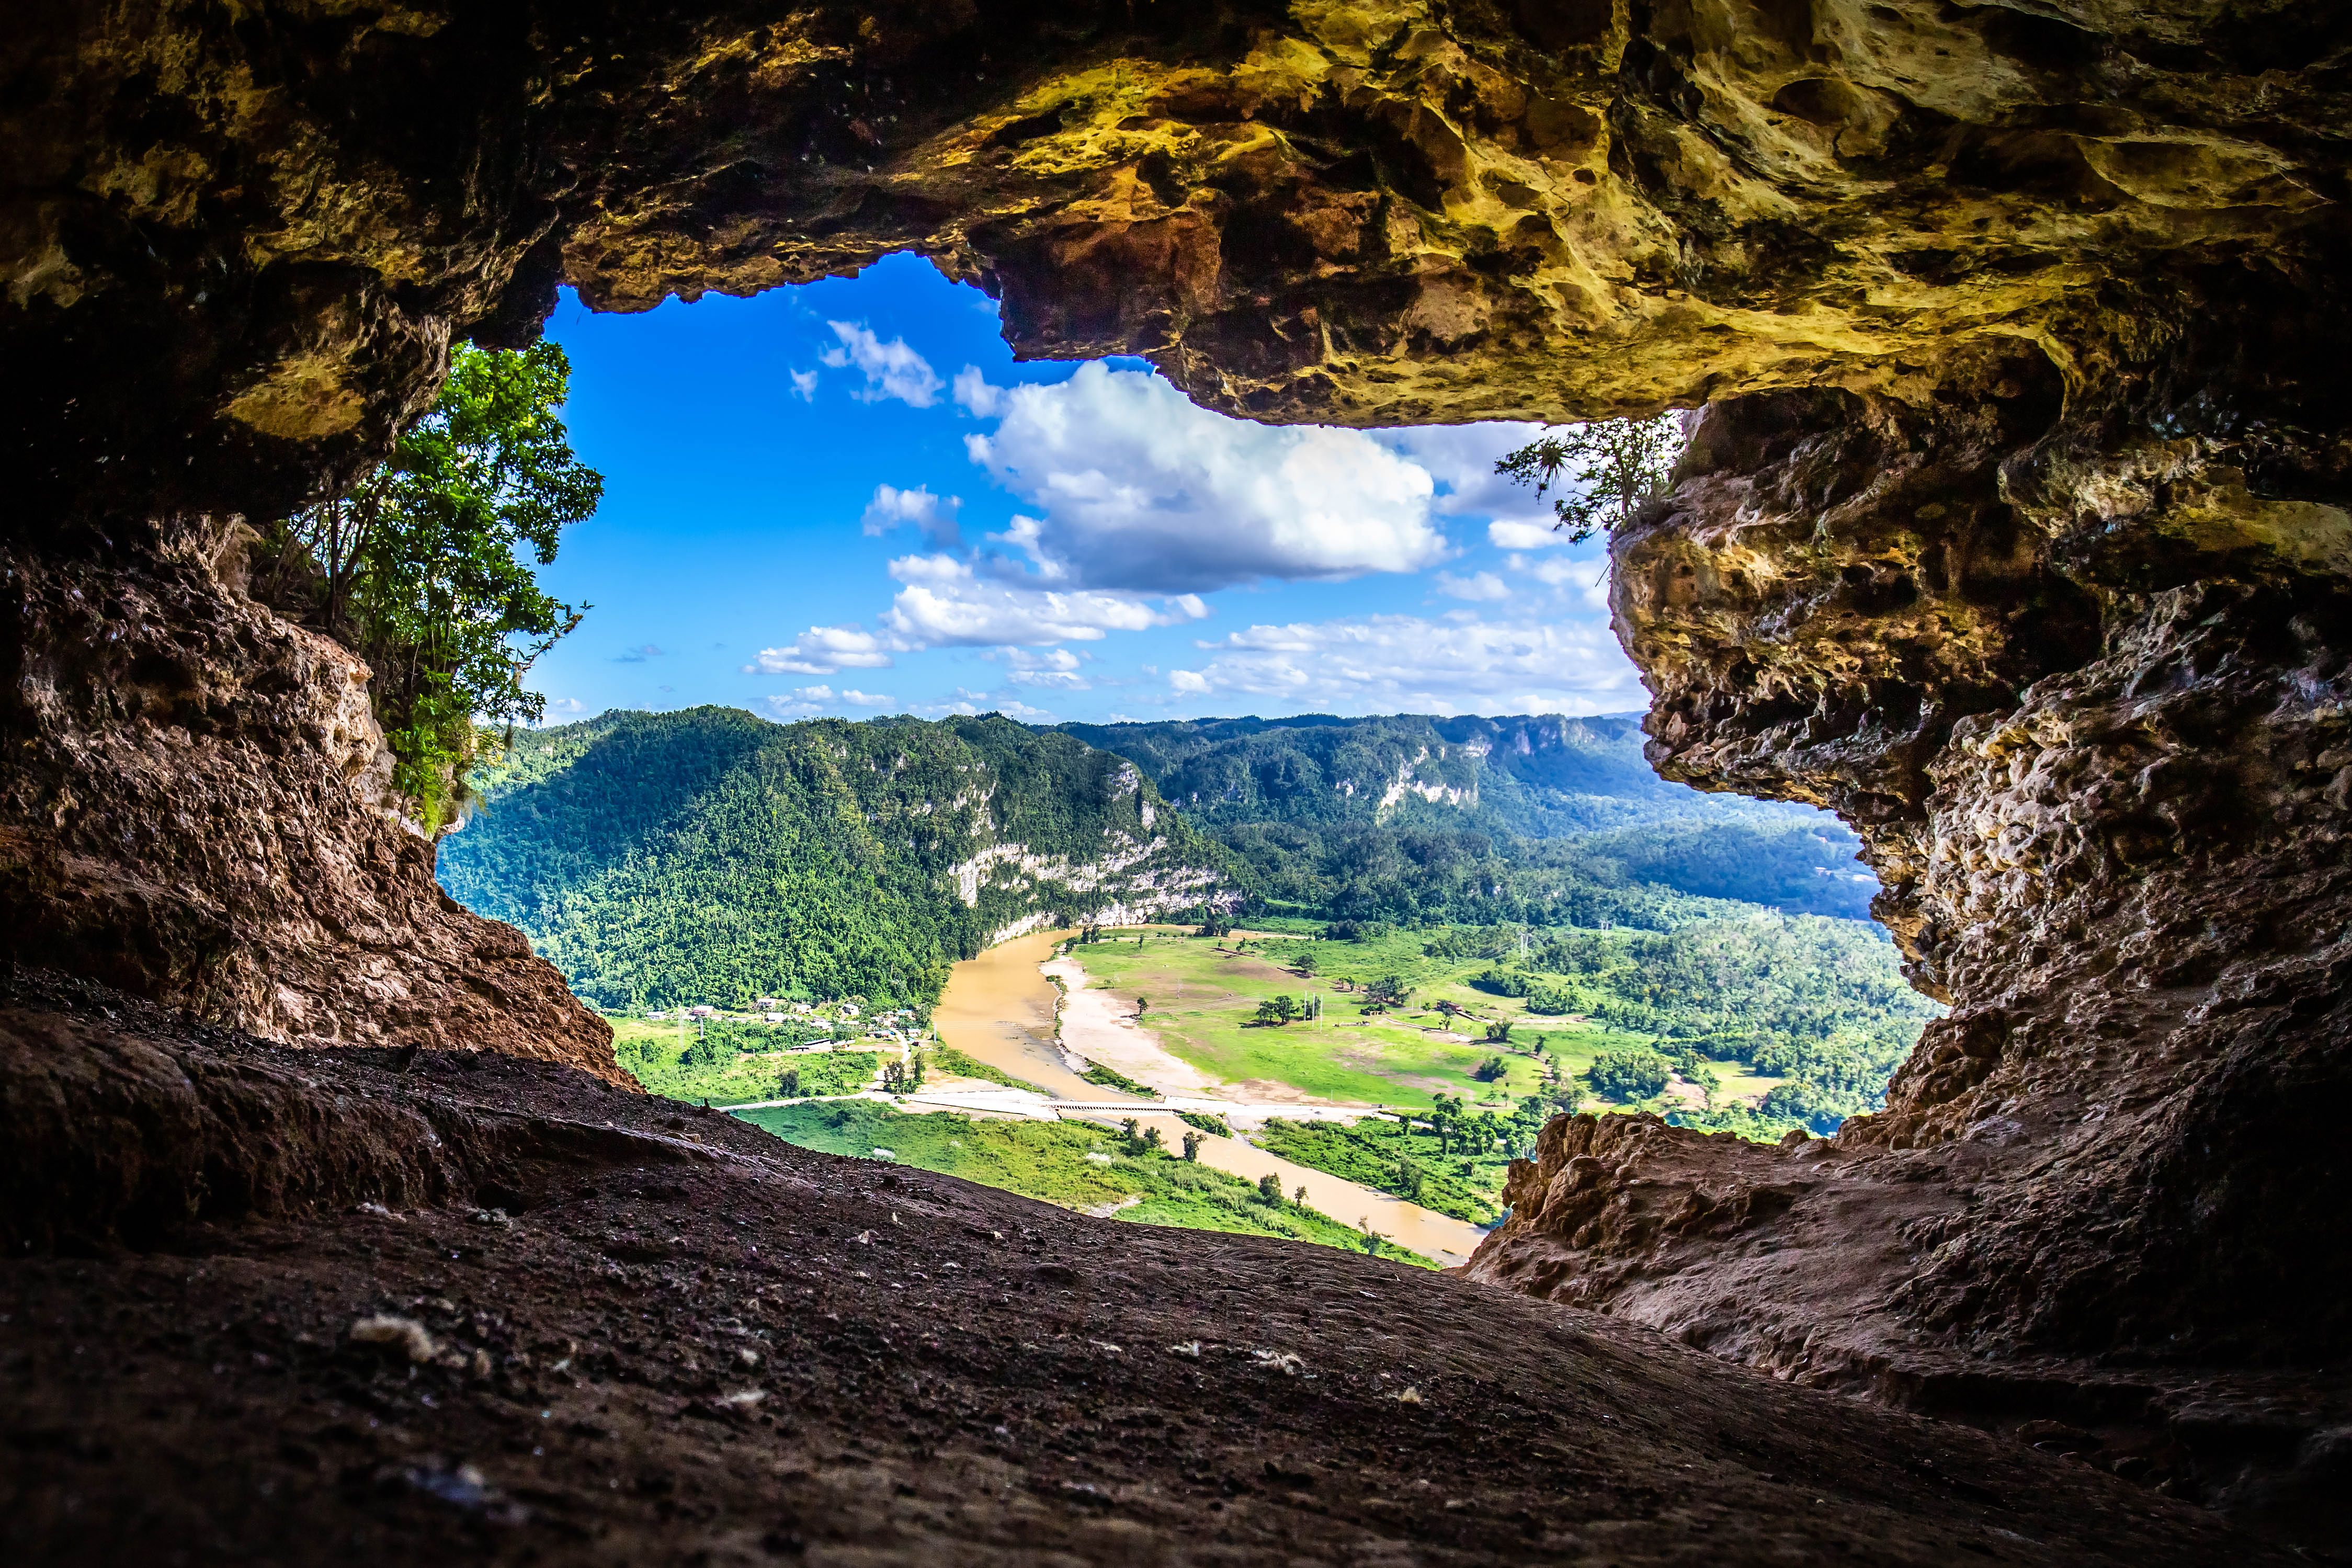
[524,253,1644,728]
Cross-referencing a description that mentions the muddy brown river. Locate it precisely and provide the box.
[931,930,1491,1266]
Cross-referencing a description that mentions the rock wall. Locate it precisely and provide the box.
[7,0,2352,1508]
[1463,322,2352,1517]
[0,521,624,1083]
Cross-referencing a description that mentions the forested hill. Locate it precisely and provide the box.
[438,708,1237,1010]
[1054,713,1696,836]
[1052,713,1879,923]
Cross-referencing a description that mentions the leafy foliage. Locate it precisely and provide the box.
[1493,414,1684,543]
[1585,1048,1672,1100]
[258,342,599,831]
[1076,1060,1156,1097]
[609,1014,880,1104]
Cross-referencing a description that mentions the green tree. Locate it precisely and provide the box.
[1587,1048,1673,1101]
[1484,1019,1515,1043]
[1429,1096,1462,1153]
[265,341,600,831]
[1257,1172,1283,1204]
[1494,414,1684,543]
[1181,1130,1202,1162]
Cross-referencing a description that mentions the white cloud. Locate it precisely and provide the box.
[1169,612,1643,717]
[759,684,891,719]
[789,368,820,401]
[1378,422,1547,516]
[959,362,1448,593]
[1436,570,1510,602]
[1488,517,1571,550]
[915,688,1058,723]
[879,553,1205,647]
[992,646,1091,690]
[746,625,898,674]
[951,365,1004,416]
[860,483,962,548]
[1512,551,1613,608]
[820,322,942,407]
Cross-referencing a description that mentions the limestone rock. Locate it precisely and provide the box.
[0,522,623,1083]
[6,1,2352,1545]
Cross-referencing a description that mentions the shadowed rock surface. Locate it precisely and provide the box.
[0,527,623,1082]
[7,0,2352,1556]
[0,972,2292,1567]
[1462,324,2352,1532]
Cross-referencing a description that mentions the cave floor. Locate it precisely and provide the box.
[0,990,2285,1566]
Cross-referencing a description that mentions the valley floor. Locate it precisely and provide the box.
[0,971,2286,1567]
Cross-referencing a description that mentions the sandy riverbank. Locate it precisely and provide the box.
[918,933,1493,1265]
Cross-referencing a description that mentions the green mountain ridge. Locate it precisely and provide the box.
[1053,713,1879,925]
[438,707,1240,1010]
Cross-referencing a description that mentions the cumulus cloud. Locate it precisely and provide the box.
[537,697,588,722]
[1436,570,1510,602]
[1510,551,1613,609]
[746,625,897,675]
[914,688,1058,723]
[613,643,666,663]
[860,483,963,548]
[1378,422,1546,516]
[820,322,942,406]
[992,646,1091,690]
[959,363,1448,593]
[879,553,1206,647]
[1487,517,1572,550]
[789,368,820,402]
[1167,612,1643,716]
[951,365,1003,416]
[762,685,890,719]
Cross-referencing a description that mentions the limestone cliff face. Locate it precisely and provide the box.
[6,0,2352,1519]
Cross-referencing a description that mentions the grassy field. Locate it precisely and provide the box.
[737,1101,1438,1269]
[927,1045,1049,1095]
[1068,928,1755,1112]
[609,1015,881,1104]
[1255,1117,1514,1224]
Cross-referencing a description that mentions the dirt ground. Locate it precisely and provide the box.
[0,973,2287,1567]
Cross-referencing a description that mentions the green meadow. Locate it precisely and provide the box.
[608,1014,880,1104]
[1065,927,1694,1112]
[736,1100,1437,1269]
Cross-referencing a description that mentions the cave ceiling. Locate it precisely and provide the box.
[7,5,2352,1542]
[5,0,2348,528]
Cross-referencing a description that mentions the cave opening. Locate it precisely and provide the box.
[7,1,2352,1559]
